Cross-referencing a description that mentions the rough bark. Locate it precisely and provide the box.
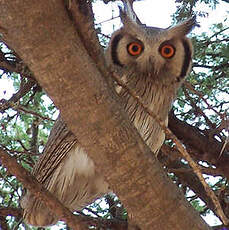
[0,1,210,229]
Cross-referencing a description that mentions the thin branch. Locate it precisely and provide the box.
[30,117,39,154]
[95,15,119,25]
[98,32,111,40]
[200,38,229,45]
[76,212,133,230]
[168,166,221,177]
[83,207,102,218]
[218,135,229,160]
[0,171,21,198]
[0,78,36,112]
[209,27,229,39]
[184,81,224,119]
[192,62,229,70]
[10,103,55,122]
[16,139,29,152]
[182,87,215,129]
[0,143,39,158]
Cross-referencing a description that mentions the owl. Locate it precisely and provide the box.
[20,5,196,227]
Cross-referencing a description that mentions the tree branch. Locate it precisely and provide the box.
[0,207,22,219]
[160,145,220,216]
[168,111,229,179]
[0,78,36,112]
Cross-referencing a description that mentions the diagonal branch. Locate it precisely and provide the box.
[160,145,220,214]
[168,111,229,179]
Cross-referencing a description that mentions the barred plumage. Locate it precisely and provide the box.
[21,5,196,227]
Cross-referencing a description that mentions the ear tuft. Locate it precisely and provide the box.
[118,5,127,24]
[168,15,199,37]
[182,15,199,34]
[119,1,142,25]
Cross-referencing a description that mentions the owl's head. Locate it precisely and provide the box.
[107,6,197,85]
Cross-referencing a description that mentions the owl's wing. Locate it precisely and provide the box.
[22,116,109,227]
[32,116,77,184]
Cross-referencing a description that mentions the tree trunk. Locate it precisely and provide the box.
[0,1,211,229]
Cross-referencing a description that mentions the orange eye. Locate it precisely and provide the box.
[160,44,175,58]
[127,42,143,56]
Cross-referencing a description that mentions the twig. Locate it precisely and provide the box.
[168,165,221,177]
[0,171,21,198]
[0,143,39,157]
[218,135,229,160]
[184,81,224,119]
[98,32,111,40]
[10,103,55,122]
[111,70,229,225]
[96,16,119,25]
[83,207,102,218]
[16,139,29,152]
[183,86,215,129]
[184,81,229,159]
[209,27,229,39]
